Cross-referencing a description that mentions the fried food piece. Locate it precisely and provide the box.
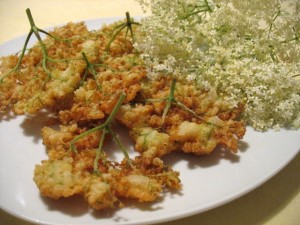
[130,126,178,164]
[2,16,245,212]
[33,152,180,210]
[116,173,162,202]
[169,121,218,155]
[1,20,143,116]
[170,119,245,154]
[116,104,153,129]
[42,124,103,160]
[33,157,84,199]
[83,174,120,210]
[59,54,146,124]
[117,77,246,161]
[0,56,19,112]
[132,156,181,190]
[141,77,240,119]
[109,157,181,202]
[0,22,94,115]
[1,18,182,211]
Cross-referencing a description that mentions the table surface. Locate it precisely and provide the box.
[0,1,299,225]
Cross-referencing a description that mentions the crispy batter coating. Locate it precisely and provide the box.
[0,56,18,111]
[0,22,93,115]
[116,104,153,129]
[83,174,120,210]
[59,54,145,124]
[130,126,178,164]
[42,123,106,160]
[33,157,84,199]
[1,18,245,212]
[33,152,180,209]
[117,77,246,160]
[116,173,162,202]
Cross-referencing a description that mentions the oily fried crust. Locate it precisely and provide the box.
[0,21,145,116]
[26,21,180,210]
[0,22,90,115]
[33,152,181,208]
[1,19,245,211]
[59,60,145,124]
[117,77,246,162]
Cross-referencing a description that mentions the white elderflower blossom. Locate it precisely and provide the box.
[135,0,300,130]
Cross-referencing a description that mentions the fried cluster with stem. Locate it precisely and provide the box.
[0,8,246,211]
[116,76,246,164]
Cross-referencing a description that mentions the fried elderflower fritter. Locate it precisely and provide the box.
[0,22,90,114]
[1,10,246,212]
[116,77,246,163]
[33,150,181,209]
[59,54,145,124]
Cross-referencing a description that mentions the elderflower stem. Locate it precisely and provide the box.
[159,79,220,127]
[70,92,126,153]
[93,128,108,174]
[161,79,176,123]
[181,0,213,19]
[0,31,33,83]
[203,0,212,12]
[108,127,132,164]
[81,52,102,90]
[268,10,281,38]
[70,124,106,153]
[0,8,75,84]
[26,8,52,79]
[106,11,140,51]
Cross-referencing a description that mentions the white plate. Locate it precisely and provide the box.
[0,18,299,225]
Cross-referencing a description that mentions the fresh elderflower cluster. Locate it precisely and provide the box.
[135,0,300,130]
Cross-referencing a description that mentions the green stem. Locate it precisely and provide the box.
[158,79,220,127]
[145,97,168,103]
[0,30,33,83]
[179,0,212,20]
[182,9,210,19]
[93,128,108,174]
[82,52,102,90]
[26,8,52,79]
[0,8,74,84]
[203,0,212,12]
[38,28,73,43]
[70,124,106,153]
[125,12,134,39]
[281,27,299,43]
[161,79,176,123]
[70,92,126,153]
[106,24,127,51]
[105,92,126,125]
[268,10,281,38]
[175,101,219,127]
[105,11,139,51]
[108,127,131,163]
